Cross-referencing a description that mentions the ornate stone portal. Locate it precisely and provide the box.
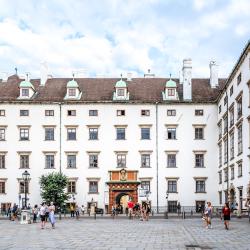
[106,169,140,212]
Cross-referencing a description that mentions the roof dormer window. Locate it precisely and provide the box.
[18,78,36,100]
[22,88,29,97]
[162,77,179,101]
[113,76,129,101]
[64,78,82,100]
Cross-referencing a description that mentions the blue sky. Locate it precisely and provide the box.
[0,0,249,79]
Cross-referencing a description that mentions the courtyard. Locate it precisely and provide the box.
[0,217,250,250]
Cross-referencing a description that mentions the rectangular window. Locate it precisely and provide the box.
[237,96,242,119]
[167,109,176,116]
[230,86,233,96]
[117,110,125,116]
[195,110,203,116]
[0,128,5,141]
[117,89,125,96]
[20,128,29,141]
[223,115,228,134]
[230,167,234,180]
[89,128,98,140]
[20,155,29,169]
[22,88,29,97]
[89,154,98,168]
[196,180,205,193]
[168,180,177,193]
[224,168,228,182]
[237,73,241,85]
[141,128,150,140]
[224,96,228,106]
[224,139,228,163]
[229,108,234,127]
[45,110,54,116]
[117,154,126,168]
[167,128,176,139]
[19,181,29,194]
[195,127,204,139]
[0,110,5,116]
[116,128,125,140]
[141,181,150,191]
[219,143,222,167]
[89,110,98,116]
[238,163,242,177]
[67,155,76,168]
[0,155,5,169]
[219,191,222,205]
[67,110,76,116]
[219,171,222,184]
[20,110,29,116]
[195,154,204,168]
[141,110,150,116]
[219,105,221,114]
[89,181,98,193]
[67,181,76,193]
[168,89,175,96]
[238,125,243,155]
[67,128,76,140]
[141,154,150,168]
[0,182,5,194]
[218,122,222,139]
[68,88,76,96]
[45,155,55,169]
[167,154,176,168]
[45,128,54,141]
[230,133,234,159]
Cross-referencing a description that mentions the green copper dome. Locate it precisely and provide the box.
[165,79,176,88]
[67,79,79,88]
[19,80,34,89]
[115,79,127,88]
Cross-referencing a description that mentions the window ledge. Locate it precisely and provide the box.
[44,140,55,141]
[19,140,30,141]
[88,139,99,141]
[89,167,99,169]
[167,166,177,168]
[140,139,151,140]
[168,192,178,194]
[44,168,55,169]
[67,139,77,141]
[88,192,99,194]
[19,168,30,169]
[194,138,205,140]
[194,166,205,168]
[141,166,151,168]
[238,175,243,178]
[0,193,6,195]
[0,140,6,142]
[66,167,77,169]
[195,192,207,194]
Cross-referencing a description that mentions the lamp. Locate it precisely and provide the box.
[22,170,30,209]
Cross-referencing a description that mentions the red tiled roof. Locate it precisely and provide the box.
[0,75,226,103]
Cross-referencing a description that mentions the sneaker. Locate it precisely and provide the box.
[209,225,212,229]
[206,226,209,229]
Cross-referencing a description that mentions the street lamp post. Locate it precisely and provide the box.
[165,191,169,219]
[22,170,30,210]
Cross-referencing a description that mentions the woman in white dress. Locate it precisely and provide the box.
[48,202,56,229]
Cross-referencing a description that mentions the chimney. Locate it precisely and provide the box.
[209,61,218,88]
[25,72,30,81]
[127,72,132,81]
[182,58,192,101]
[40,62,48,86]
[144,69,155,78]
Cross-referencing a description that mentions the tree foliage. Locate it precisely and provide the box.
[40,172,69,207]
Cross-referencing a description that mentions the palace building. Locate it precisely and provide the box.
[0,41,249,214]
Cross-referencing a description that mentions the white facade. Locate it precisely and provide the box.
[0,41,249,213]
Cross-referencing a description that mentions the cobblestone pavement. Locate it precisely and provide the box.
[0,217,250,250]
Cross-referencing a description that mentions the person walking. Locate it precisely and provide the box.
[48,202,56,229]
[222,202,231,230]
[204,202,212,229]
[40,202,46,229]
[75,204,80,219]
[32,205,38,223]
[70,203,75,218]
[81,205,85,216]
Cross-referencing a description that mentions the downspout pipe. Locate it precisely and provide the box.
[156,102,159,213]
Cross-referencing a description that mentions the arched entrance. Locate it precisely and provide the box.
[229,188,236,209]
[115,193,130,214]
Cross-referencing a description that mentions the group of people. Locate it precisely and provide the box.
[39,202,56,229]
[111,200,151,221]
[202,202,231,230]
[70,204,85,218]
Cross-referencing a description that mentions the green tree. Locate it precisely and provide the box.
[40,172,69,207]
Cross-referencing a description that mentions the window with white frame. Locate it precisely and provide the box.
[237,73,241,85]
[67,110,76,116]
[21,88,29,97]
[116,127,126,140]
[195,180,206,193]
[141,181,150,192]
[141,127,150,140]
[238,162,242,177]
[0,154,5,169]
[167,180,177,193]
[230,132,234,159]
[20,128,29,141]
[219,143,222,167]
[167,154,176,168]
[20,110,29,116]
[237,124,243,155]
[67,181,76,193]
[67,155,76,168]
[0,181,6,194]
[167,109,176,116]
[117,110,125,116]
[229,106,234,127]
[195,154,204,168]
[89,181,98,193]
[224,139,228,163]
[219,171,222,184]
[117,154,126,168]
[20,155,29,169]
[89,110,98,116]
[68,88,76,97]
[141,154,150,168]
[45,110,54,116]
[67,128,76,140]
[218,121,222,139]
[223,115,228,134]
[89,154,98,168]
[0,128,5,141]
[45,154,55,169]
[117,89,125,96]
[89,128,98,140]
[194,127,204,140]
[230,166,234,180]
[141,110,150,116]
[195,109,203,116]
[237,96,242,119]
[219,191,222,205]
[224,168,228,182]
[19,181,29,194]
[230,85,233,96]
[166,127,176,140]
[0,110,5,116]
[45,127,54,141]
